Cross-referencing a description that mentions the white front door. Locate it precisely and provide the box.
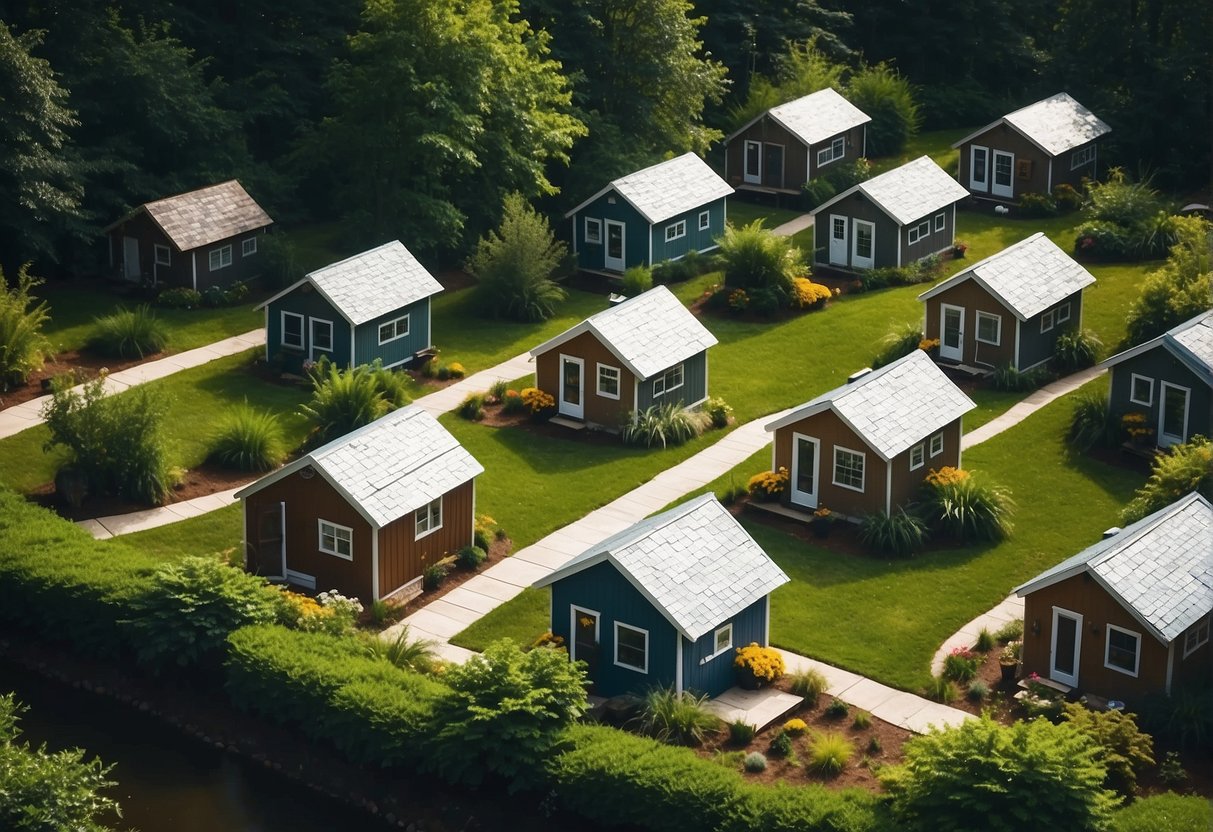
[1158,382,1190,447]
[1050,607,1082,688]
[559,355,584,419]
[789,434,820,508]
[852,220,875,269]
[123,236,141,281]
[991,150,1014,199]
[940,304,964,361]
[604,220,626,272]
[969,145,989,192]
[828,215,848,265]
[743,140,762,184]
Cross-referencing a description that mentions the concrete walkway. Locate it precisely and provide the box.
[0,329,266,441]
[930,594,1024,676]
[771,213,813,237]
[962,366,1105,450]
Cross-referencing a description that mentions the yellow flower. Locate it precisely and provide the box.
[783,718,808,735]
[925,466,969,487]
[734,643,785,682]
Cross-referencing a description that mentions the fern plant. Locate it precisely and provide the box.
[0,263,52,389]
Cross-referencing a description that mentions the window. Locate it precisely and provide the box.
[597,364,620,400]
[930,432,944,457]
[318,519,353,560]
[614,622,648,673]
[310,319,333,353]
[241,237,258,257]
[415,496,442,539]
[154,244,171,266]
[833,447,865,492]
[698,210,711,231]
[281,312,304,349]
[711,623,733,659]
[934,212,946,232]
[1184,616,1210,658]
[377,314,410,345]
[585,217,602,244]
[1105,624,1140,676]
[208,244,233,271]
[665,220,686,243]
[1041,310,1055,332]
[976,311,1002,345]
[652,363,684,397]
[907,220,931,245]
[816,135,845,167]
[1015,158,1033,179]
[1129,374,1153,406]
[909,443,925,470]
[1071,145,1097,170]
[1057,302,1071,323]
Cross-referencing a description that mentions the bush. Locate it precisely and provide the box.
[845,63,920,156]
[871,322,925,370]
[1138,682,1213,751]
[422,561,450,591]
[742,751,767,773]
[200,284,228,308]
[1121,217,1211,346]
[487,379,509,402]
[808,732,853,777]
[923,676,955,704]
[851,710,871,730]
[974,628,995,652]
[621,403,707,448]
[1085,168,1167,229]
[729,719,756,746]
[1053,183,1083,213]
[208,403,287,472]
[1053,329,1103,373]
[258,233,300,290]
[156,286,203,308]
[801,177,837,211]
[788,667,828,706]
[88,305,169,358]
[942,647,980,684]
[790,277,832,309]
[299,360,410,444]
[746,467,788,501]
[717,221,803,304]
[621,266,653,297]
[634,688,722,748]
[966,680,989,702]
[858,509,929,557]
[468,193,568,322]
[1120,437,1213,523]
[703,396,732,428]
[456,545,487,571]
[1074,220,1137,261]
[0,263,52,390]
[990,363,1054,392]
[882,715,1118,832]
[824,698,849,720]
[1111,792,1211,832]
[768,729,794,758]
[1067,392,1122,451]
[995,620,1024,644]
[363,624,438,674]
[1060,703,1154,797]
[457,392,485,421]
[520,386,556,418]
[1018,192,1059,218]
[919,467,1014,542]
[802,158,873,211]
[734,643,785,687]
[501,388,526,415]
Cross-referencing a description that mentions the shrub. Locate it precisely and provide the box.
[1120,436,1212,523]
[919,468,1014,542]
[746,467,788,501]
[867,736,882,755]
[487,379,509,402]
[742,751,767,773]
[458,392,486,420]
[621,403,707,449]
[924,676,955,704]
[621,266,653,297]
[468,192,568,322]
[1060,703,1154,797]
[1155,751,1186,785]
[207,403,286,472]
[716,221,803,303]
[782,718,808,736]
[1074,220,1137,261]
[768,729,794,758]
[942,647,980,684]
[802,158,872,210]
[88,304,168,358]
[501,388,527,415]
[1052,183,1083,213]
[824,698,849,720]
[734,643,785,686]
[299,360,410,444]
[974,628,996,652]
[1138,682,1213,751]
[1112,793,1211,832]
[1122,218,1211,346]
[156,286,202,308]
[845,63,920,155]
[851,710,872,730]
[808,732,853,777]
[704,396,733,429]
[200,284,228,308]
[456,545,487,571]
[790,277,832,309]
[871,321,925,370]
[858,509,928,557]
[0,264,52,390]
[634,688,722,747]
[729,719,756,746]
[966,680,989,702]
[363,625,438,674]
[1084,168,1167,229]
[995,620,1024,644]
[787,667,828,706]
[1067,393,1122,451]
[291,589,363,637]
[991,363,1054,392]
[1054,329,1103,373]
[258,233,300,290]
[369,598,397,626]
[446,362,466,379]
[1018,191,1058,217]
[520,386,556,417]
[801,177,837,211]
[422,561,450,591]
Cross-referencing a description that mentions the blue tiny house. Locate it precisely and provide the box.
[566,153,733,273]
[259,241,443,373]
[534,494,789,698]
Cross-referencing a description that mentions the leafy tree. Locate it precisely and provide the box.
[1120,437,1213,525]
[728,37,849,132]
[1122,217,1212,347]
[881,715,1120,832]
[467,193,568,322]
[0,263,53,390]
[844,63,920,156]
[0,694,121,832]
[717,220,803,303]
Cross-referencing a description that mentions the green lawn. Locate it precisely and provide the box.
[118,502,244,562]
[868,127,973,177]
[726,200,806,230]
[451,586,550,652]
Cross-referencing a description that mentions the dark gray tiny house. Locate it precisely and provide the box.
[534,494,789,698]
[259,241,442,373]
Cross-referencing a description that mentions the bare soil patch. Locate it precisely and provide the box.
[0,350,146,411]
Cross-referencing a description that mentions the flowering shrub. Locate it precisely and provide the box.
[501,388,527,415]
[727,288,749,313]
[782,718,808,735]
[1121,411,1153,442]
[291,589,363,635]
[747,467,788,501]
[813,506,833,519]
[734,643,785,685]
[704,396,733,429]
[942,646,980,683]
[920,468,1014,542]
[447,362,466,378]
[520,387,556,415]
[918,338,940,352]
[531,630,566,650]
[791,277,832,309]
[925,466,968,487]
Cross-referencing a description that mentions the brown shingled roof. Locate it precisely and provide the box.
[123,180,273,252]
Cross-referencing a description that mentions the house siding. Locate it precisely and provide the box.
[889,417,964,509]
[266,288,353,371]
[806,125,867,182]
[572,191,650,272]
[683,596,769,697]
[725,117,808,190]
[957,123,1049,201]
[649,198,726,264]
[924,279,1017,368]
[1018,292,1083,370]
[636,350,708,411]
[772,409,888,517]
[1108,349,1212,446]
[1055,141,1101,189]
[811,191,899,270]
[378,480,474,598]
[534,330,638,427]
[354,297,433,369]
[900,208,956,265]
[107,211,268,290]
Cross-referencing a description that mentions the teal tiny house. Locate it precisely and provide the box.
[565,153,733,274]
[259,241,443,373]
[534,494,789,698]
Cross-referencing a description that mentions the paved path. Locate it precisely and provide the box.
[0,329,266,440]
[929,594,1024,676]
[962,366,1104,450]
[771,213,813,237]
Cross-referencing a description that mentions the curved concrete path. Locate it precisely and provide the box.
[929,594,1024,676]
[962,365,1104,450]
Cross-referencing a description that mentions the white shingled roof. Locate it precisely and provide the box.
[1102,309,1213,390]
[107,180,273,251]
[811,156,969,226]
[953,93,1111,157]
[257,241,443,327]
[765,350,976,460]
[726,88,871,147]
[530,285,718,380]
[565,153,733,225]
[917,233,1096,320]
[235,405,483,529]
[1015,493,1213,645]
[533,494,789,641]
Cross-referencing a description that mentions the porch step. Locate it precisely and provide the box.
[549,416,587,431]
[1017,676,1072,696]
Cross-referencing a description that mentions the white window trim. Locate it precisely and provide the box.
[970,145,990,191]
[909,443,925,471]
[1057,302,1071,323]
[415,496,443,540]
[241,237,258,257]
[816,135,845,167]
[1104,624,1141,677]
[652,363,684,397]
[1071,145,1097,171]
[934,212,946,232]
[585,217,602,245]
[975,311,1002,346]
[377,314,411,345]
[1041,310,1055,333]
[1183,616,1210,658]
[907,220,930,245]
[281,311,305,349]
[665,220,687,243]
[698,210,711,231]
[596,363,621,400]
[832,445,866,493]
[317,519,353,561]
[929,432,944,458]
[704,623,733,663]
[208,244,233,271]
[310,318,334,353]
[1129,374,1154,407]
[613,621,649,674]
[154,244,171,266]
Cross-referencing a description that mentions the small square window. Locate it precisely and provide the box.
[154,244,171,266]
[833,447,865,491]
[318,519,353,560]
[934,212,946,232]
[281,312,304,349]
[1129,374,1153,406]
[698,210,711,231]
[241,237,257,257]
[713,624,733,657]
[1041,310,1055,332]
[909,443,925,470]
[1184,616,1210,658]
[976,311,1001,345]
[597,364,620,400]
[1105,625,1140,676]
[209,244,233,271]
[1057,303,1071,323]
[665,220,686,243]
[615,622,648,673]
[415,497,443,539]
[585,218,602,245]
[929,432,944,457]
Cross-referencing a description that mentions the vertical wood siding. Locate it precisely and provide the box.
[811,191,899,269]
[1108,350,1212,444]
[683,597,769,696]
[572,192,649,271]
[266,287,353,371]
[1018,291,1084,370]
[354,297,432,368]
[649,197,726,264]
[923,280,1017,368]
[773,409,888,516]
[957,123,1049,201]
[378,480,475,597]
[636,350,708,412]
[535,330,638,426]
[725,116,808,189]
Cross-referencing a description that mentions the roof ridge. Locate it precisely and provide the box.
[1088,492,1209,568]
[311,404,423,462]
[602,492,721,557]
[145,178,243,208]
[308,240,404,279]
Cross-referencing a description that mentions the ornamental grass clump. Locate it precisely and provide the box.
[364,624,438,674]
[621,402,707,449]
[871,321,925,369]
[716,220,803,306]
[634,688,722,747]
[207,403,287,472]
[808,731,853,777]
[919,467,1014,543]
[858,508,929,557]
[788,667,828,706]
[299,360,410,444]
[942,647,980,684]
[1067,393,1122,451]
[0,263,52,390]
[1053,329,1103,372]
[88,304,169,358]
[742,751,768,773]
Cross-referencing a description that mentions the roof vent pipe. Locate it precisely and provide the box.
[1102,526,1122,539]
[847,368,873,384]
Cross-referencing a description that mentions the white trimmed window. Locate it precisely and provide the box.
[1071,145,1097,170]
[597,363,620,399]
[908,220,931,245]
[705,623,733,661]
[208,244,233,271]
[930,432,944,457]
[816,136,845,167]
[1105,624,1140,676]
[241,237,258,257]
[281,311,304,349]
[909,443,925,470]
[614,622,648,673]
[415,496,442,539]
[976,311,1002,345]
[585,217,602,244]
[833,447,865,492]
[1129,374,1153,406]
[378,314,410,345]
[934,212,946,232]
[1057,302,1071,323]
[1183,616,1210,658]
[1041,310,1055,332]
[154,244,171,266]
[310,318,333,353]
[665,220,687,242]
[652,363,684,397]
[318,519,353,560]
[698,210,711,231]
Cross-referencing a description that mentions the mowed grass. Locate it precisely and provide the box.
[868,127,972,177]
[726,200,806,230]
[451,586,550,652]
[118,502,244,562]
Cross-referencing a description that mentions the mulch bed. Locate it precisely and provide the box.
[386,534,516,621]
[0,350,146,410]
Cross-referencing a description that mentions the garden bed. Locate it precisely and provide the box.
[387,532,515,620]
[0,350,146,411]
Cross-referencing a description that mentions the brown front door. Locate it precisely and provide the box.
[253,503,285,578]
